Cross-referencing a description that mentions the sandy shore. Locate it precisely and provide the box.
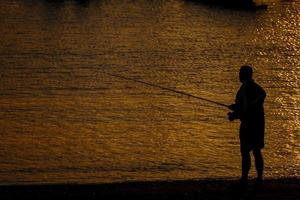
[0,177,299,199]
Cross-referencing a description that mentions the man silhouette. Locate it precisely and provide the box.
[228,65,266,186]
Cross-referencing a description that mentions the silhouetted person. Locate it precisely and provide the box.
[228,65,266,187]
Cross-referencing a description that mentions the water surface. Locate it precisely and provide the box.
[0,0,299,184]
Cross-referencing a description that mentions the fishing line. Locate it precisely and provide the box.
[103,71,229,109]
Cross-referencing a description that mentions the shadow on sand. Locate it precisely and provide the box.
[0,178,299,200]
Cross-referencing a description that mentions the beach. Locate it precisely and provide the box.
[1,177,299,199]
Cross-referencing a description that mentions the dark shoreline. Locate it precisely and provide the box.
[1,177,299,199]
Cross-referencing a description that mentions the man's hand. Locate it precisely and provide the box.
[228,104,236,111]
[227,112,235,121]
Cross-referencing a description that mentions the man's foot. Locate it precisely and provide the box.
[232,178,248,190]
[254,178,263,189]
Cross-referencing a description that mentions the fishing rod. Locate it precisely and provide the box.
[103,71,229,108]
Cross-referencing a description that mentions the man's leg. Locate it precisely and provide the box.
[241,150,251,181]
[253,148,264,181]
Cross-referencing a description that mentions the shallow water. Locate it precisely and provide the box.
[0,0,299,184]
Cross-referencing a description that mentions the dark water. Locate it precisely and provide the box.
[0,0,299,184]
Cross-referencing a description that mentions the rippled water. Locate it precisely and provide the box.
[0,0,299,184]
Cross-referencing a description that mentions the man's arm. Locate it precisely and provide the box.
[251,89,266,105]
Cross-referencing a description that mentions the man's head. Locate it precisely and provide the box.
[239,65,253,83]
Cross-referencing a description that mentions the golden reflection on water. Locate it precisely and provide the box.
[0,0,299,184]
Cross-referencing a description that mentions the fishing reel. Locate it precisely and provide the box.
[228,104,237,121]
[227,112,236,121]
